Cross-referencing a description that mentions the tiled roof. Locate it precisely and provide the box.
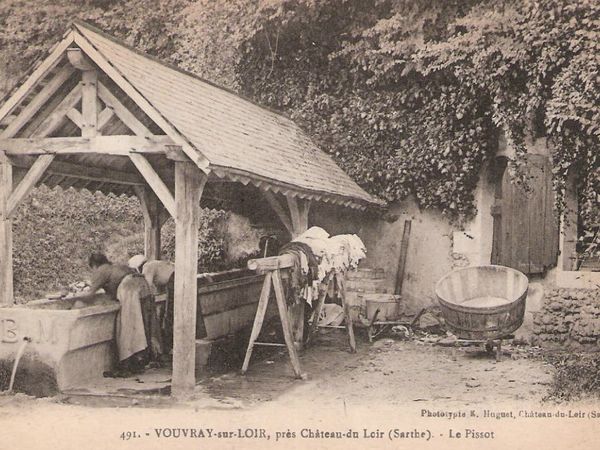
[74,22,382,207]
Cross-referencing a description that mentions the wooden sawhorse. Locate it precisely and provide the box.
[308,270,356,352]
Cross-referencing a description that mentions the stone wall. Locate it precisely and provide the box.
[532,288,600,350]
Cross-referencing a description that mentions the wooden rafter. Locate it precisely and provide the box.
[66,108,83,128]
[0,135,178,156]
[129,152,176,218]
[30,83,82,138]
[0,65,75,138]
[97,107,114,131]
[10,155,144,186]
[97,82,151,137]
[0,31,75,124]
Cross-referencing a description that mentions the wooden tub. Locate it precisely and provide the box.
[435,265,528,340]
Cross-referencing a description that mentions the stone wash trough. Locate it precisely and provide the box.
[0,294,118,396]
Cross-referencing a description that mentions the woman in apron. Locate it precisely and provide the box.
[82,253,162,376]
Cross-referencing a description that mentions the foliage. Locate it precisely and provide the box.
[236,0,599,221]
[13,187,250,302]
[13,186,144,301]
[545,351,600,402]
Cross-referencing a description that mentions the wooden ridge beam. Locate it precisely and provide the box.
[10,155,144,187]
[0,135,178,156]
[6,154,54,217]
[129,152,176,218]
[1,65,76,139]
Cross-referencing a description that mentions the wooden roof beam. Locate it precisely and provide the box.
[129,152,176,218]
[6,154,54,217]
[10,155,144,186]
[0,31,75,124]
[31,83,82,137]
[0,135,179,156]
[1,65,76,138]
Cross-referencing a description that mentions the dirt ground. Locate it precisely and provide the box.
[0,329,598,450]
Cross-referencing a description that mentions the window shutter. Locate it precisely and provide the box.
[492,154,559,274]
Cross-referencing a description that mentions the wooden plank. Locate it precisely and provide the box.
[172,162,206,398]
[286,196,302,237]
[97,107,114,131]
[73,32,210,172]
[0,135,177,156]
[528,156,546,274]
[394,220,411,295]
[6,154,54,217]
[10,155,144,186]
[30,83,82,138]
[129,153,176,218]
[308,271,333,338]
[298,199,311,232]
[0,156,13,305]
[81,70,98,137]
[1,65,75,138]
[65,108,83,129]
[272,269,303,378]
[0,32,74,124]
[336,273,356,353]
[247,254,296,272]
[263,190,293,235]
[134,186,161,260]
[241,272,273,374]
[97,82,152,137]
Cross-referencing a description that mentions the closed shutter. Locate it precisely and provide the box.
[491,154,559,274]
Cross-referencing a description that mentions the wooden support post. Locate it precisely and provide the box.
[81,70,98,137]
[135,186,162,260]
[0,156,13,305]
[172,161,206,398]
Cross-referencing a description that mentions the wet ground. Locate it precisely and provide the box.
[23,328,554,409]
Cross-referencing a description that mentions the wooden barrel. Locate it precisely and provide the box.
[344,268,387,322]
[435,265,528,340]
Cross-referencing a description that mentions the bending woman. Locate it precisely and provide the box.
[82,252,162,375]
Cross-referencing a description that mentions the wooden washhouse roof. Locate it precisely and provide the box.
[0,21,383,211]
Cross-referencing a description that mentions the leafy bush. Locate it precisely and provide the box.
[12,187,245,302]
[545,352,600,402]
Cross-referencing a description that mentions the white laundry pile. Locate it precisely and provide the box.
[294,226,367,281]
